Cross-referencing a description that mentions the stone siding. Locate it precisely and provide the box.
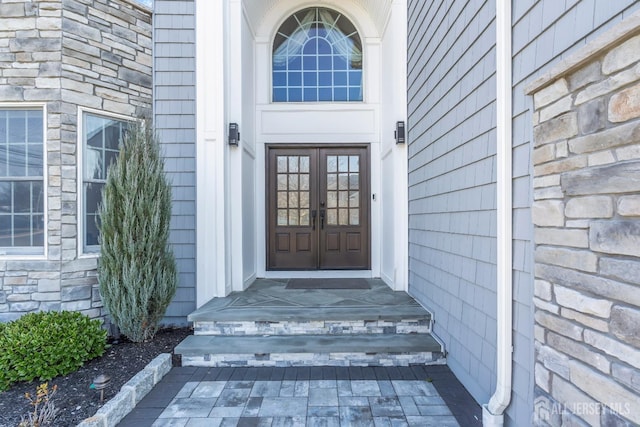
[0,0,151,323]
[528,13,640,427]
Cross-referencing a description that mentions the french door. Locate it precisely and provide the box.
[267,145,370,270]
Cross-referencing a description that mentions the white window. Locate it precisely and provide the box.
[0,108,45,255]
[272,7,363,102]
[81,111,130,253]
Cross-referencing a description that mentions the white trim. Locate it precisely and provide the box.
[483,0,513,424]
[0,102,48,260]
[196,0,228,306]
[76,106,136,258]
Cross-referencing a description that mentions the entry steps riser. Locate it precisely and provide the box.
[175,333,445,368]
[181,352,445,368]
[194,318,431,336]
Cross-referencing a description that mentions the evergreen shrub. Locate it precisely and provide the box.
[98,122,177,343]
[0,311,107,391]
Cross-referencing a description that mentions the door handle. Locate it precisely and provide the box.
[311,210,317,230]
[320,209,325,230]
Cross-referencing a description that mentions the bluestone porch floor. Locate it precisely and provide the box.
[118,365,483,427]
[187,278,430,323]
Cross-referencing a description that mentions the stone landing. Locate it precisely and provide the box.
[175,279,445,367]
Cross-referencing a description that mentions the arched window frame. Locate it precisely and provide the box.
[272,7,364,103]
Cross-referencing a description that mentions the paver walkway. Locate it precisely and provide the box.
[118,365,481,427]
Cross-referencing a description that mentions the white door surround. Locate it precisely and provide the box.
[195,0,408,305]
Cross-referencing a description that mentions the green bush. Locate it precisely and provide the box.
[0,311,107,391]
[98,121,177,343]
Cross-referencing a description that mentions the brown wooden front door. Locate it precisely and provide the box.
[267,145,370,270]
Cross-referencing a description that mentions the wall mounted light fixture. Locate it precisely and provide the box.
[395,121,405,144]
[228,123,240,146]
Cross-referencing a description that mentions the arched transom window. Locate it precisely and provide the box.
[273,7,363,103]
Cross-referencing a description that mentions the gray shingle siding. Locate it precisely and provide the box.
[407,0,499,410]
[408,0,640,425]
[154,0,196,325]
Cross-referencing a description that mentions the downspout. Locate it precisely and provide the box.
[483,0,513,425]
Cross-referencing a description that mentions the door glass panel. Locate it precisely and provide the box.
[349,173,359,190]
[327,191,337,208]
[339,191,348,207]
[350,209,360,225]
[349,156,359,172]
[278,209,288,225]
[350,191,359,208]
[327,174,337,190]
[277,192,288,208]
[339,208,349,225]
[338,156,348,172]
[277,157,287,172]
[327,209,337,225]
[327,156,337,172]
[275,155,310,227]
[300,191,309,208]
[277,174,288,190]
[289,210,299,225]
[339,173,348,190]
[300,174,310,190]
[300,157,309,173]
[289,192,299,208]
[289,156,299,173]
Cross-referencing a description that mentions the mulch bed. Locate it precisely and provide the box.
[0,327,192,427]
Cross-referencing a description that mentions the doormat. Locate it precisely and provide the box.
[285,278,370,289]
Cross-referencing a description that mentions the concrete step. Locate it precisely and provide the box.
[175,333,445,367]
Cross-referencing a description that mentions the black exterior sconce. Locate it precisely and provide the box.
[395,121,405,144]
[228,123,240,146]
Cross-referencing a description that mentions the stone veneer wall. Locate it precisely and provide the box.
[0,0,151,322]
[527,12,640,427]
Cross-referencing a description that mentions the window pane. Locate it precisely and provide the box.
[104,121,123,150]
[13,215,31,246]
[319,88,332,101]
[27,143,43,176]
[14,182,31,213]
[289,72,302,86]
[303,88,317,102]
[334,87,347,101]
[0,112,6,143]
[8,143,26,176]
[8,112,26,143]
[288,175,298,191]
[85,182,103,215]
[0,216,11,246]
[0,145,6,176]
[273,88,287,102]
[288,88,302,102]
[32,182,43,212]
[85,213,99,246]
[32,214,44,246]
[273,72,286,86]
[289,192,298,208]
[327,156,337,172]
[84,147,103,180]
[0,182,10,212]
